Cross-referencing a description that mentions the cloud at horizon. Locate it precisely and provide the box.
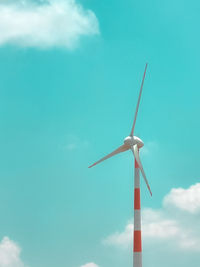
[103,183,200,252]
[80,263,99,267]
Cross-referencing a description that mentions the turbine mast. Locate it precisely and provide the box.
[133,158,142,267]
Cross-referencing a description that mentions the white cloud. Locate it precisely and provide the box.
[142,209,180,239]
[0,237,27,267]
[103,210,184,249]
[0,0,99,49]
[163,183,200,213]
[63,134,89,151]
[80,263,99,267]
[103,183,200,252]
[140,141,158,156]
[103,222,133,248]
[142,208,200,251]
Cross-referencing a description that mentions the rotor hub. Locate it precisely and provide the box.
[124,136,144,148]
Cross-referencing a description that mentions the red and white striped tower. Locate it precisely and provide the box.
[133,157,142,267]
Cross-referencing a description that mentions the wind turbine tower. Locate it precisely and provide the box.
[89,63,152,267]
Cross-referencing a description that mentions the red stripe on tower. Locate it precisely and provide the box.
[135,159,139,169]
[134,188,141,210]
[134,230,142,252]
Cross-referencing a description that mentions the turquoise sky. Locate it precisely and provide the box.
[0,0,200,267]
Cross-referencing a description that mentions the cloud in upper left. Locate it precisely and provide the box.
[0,236,27,267]
[0,0,99,49]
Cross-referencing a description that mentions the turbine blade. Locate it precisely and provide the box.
[132,144,152,196]
[130,63,148,136]
[88,144,129,168]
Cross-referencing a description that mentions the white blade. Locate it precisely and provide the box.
[132,144,152,196]
[130,63,148,136]
[89,144,129,168]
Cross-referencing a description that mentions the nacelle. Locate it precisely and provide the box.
[123,136,144,148]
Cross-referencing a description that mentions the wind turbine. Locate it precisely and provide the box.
[88,63,152,267]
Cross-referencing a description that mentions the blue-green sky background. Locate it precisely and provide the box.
[0,0,200,266]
